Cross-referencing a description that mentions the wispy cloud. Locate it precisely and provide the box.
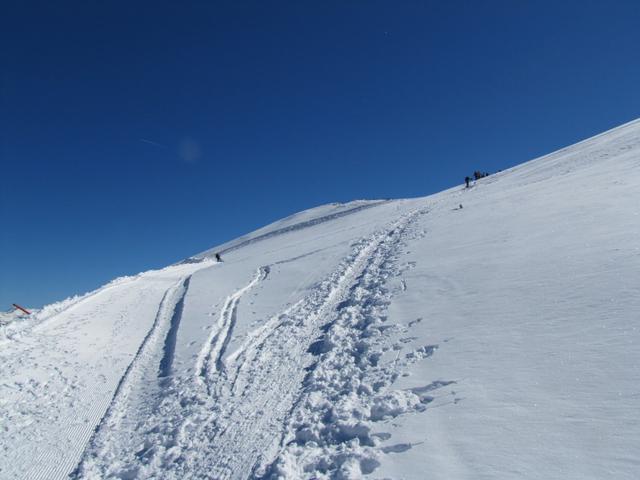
[140,138,168,149]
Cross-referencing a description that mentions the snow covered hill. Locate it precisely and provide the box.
[1,119,639,480]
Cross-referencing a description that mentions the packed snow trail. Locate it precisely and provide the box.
[70,274,192,479]
[0,262,214,480]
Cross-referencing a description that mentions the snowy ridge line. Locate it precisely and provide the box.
[463,118,640,194]
[3,259,218,345]
[0,275,139,345]
[2,262,215,345]
[70,275,192,479]
[187,200,390,262]
[166,209,425,479]
[195,266,270,383]
[500,116,640,176]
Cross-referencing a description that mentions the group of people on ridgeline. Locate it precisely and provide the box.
[465,170,491,188]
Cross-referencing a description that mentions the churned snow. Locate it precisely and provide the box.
[1,119,639,479]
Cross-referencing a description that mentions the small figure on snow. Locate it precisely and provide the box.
[215,253,222,262]
[465,176,471,188]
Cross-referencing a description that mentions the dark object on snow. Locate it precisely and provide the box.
[12,303,31,315]
[473,171,490,180]
[215,253,222,262]
[459,204,463,209]
[465,176,471,188]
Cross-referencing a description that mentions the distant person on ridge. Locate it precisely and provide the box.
[215,253,222,262]
[465,176,471,188]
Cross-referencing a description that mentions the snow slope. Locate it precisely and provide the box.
[1,119,639,479]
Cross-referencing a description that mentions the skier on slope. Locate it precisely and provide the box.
[465,176,471,188]
[215,253,222,262]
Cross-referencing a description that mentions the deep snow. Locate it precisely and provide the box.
[1,119,639,479]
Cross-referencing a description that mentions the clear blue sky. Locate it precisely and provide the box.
[1,1,639,308]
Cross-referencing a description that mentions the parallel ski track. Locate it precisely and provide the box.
[71,275,192,479]
[135,208,426,480]
[159,277,192,377]
[196,266,270,385]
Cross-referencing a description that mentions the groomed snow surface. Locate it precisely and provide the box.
[1,119,639,479]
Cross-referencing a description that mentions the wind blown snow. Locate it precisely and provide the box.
[1,119,639,479]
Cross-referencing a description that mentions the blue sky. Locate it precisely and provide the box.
[1,1,639,308]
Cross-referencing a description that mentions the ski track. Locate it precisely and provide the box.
[256,209,440,479]
[159,277,192,377]
[91,206,439,480]
[196,265,270,384]
[71,275,192,479]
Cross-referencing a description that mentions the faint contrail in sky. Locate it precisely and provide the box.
[140,138,168,149]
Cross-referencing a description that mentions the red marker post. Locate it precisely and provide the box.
[12,304,31,315]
